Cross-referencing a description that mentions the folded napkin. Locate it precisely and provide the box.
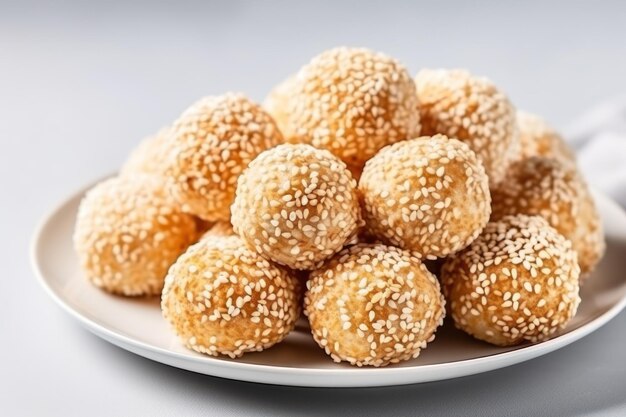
[563,95,626,208]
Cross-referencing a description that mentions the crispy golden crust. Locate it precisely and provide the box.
[415,69,518,186]
[165,93,284,221]
[442,215,580,346]
[359,135,491,259]
[232,144,362,270]
[515,110,576,168]
[285,47,420,174]
[73,175,198,296]
[305,243,445,367]
[491,156,605,278]
[161,235,301,358]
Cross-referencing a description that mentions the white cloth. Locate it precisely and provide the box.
[564,95,626,208]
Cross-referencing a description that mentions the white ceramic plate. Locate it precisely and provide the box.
[31,179,626,387]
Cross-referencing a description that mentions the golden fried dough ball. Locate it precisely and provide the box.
[231,144,361,270]
[305,243,445,366]
[164,93,283,221]
[74,175,198,296]
[515,110,576,168]
[491,156,605,278]
[285,47,420,174]
[161,235,301,358]
[442,215,580,346]
[359,135,491,259]
[415,69,518,185]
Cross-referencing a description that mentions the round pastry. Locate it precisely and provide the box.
[164,93,284,222]
[120,127,173,177]
[231,143,361,270]
[285,47,420,175]
[442,214,581,346]
[74,175,198,296]
[305,243,445,367]
[515,110,576,168]
[359,135,491,259]
[491,156,605,278]
[414,69,518,185]
[161,235,301,358]
[263,74,296,138]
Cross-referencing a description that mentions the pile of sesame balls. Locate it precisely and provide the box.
[74,46,605,367]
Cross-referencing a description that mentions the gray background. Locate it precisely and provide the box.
[2,1,626,416]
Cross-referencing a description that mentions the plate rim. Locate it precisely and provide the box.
[30,176,626,387]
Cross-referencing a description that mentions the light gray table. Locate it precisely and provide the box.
[2,1,626,415]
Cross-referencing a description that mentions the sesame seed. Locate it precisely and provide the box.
[283,47,420,174]
[441,214,581,346]
[360,135,491,258]
[415,69,517,186]
[161,235,300,359]
[231,144,361,270]
[74,175,198,296]
[163,93,284,222]
[304,243,445,367]
[490,154,605,279]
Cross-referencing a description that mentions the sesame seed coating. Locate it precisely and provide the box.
[491,156,605,278]
[305,243,445,367]
[442,214,581,346]
[263,74,296,139]
[415,69,518,186]
[161,235,301,358]
[493,157,578,235]
[164,93,284,222]
[359,135,491,259]
[232,143,361,270]
[120,127,174,177]
[74,175,199,296]
[514,110,576,168]
[285,47,421,174]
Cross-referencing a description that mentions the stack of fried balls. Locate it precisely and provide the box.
[74,47,605,367]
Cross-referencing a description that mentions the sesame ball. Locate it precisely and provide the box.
[515,111,576,168]
[491,156,605,278]
[120,127,173,177]
[74,175,198,296]
[263,74,296,138]
[415,69,518,185]
[231,143,361,270]
[359,135,491,259]
[442,215,581,346]
[285,47,421,174]
[305,243,445,367]
[161,235,301,358]
[164,93,284,222]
